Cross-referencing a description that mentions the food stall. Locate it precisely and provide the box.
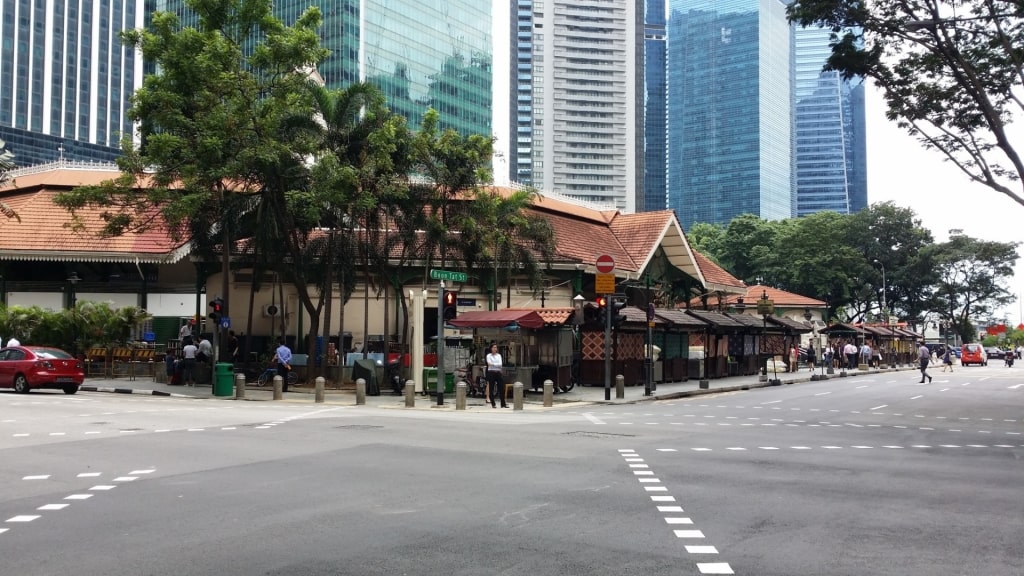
[447,308,577,393]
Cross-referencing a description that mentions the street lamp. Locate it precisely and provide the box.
[757,289,778,385]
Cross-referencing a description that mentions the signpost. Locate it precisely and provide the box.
[595,254,616,296]
[430,269,467,283]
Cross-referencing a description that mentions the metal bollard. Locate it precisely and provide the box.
[315,376,325,403]
[455,382,467,410]
[543,379,553,407]
[404,380,415,407]
[615,374,624,399]
[273,375,283,400]
[513,381,524,410]
[355,378,366,405]
[234,372,246,399]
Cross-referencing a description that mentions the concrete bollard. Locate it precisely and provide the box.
[543,379,553,407]
[404,380,415,407]
[455,381,467,410]
[315,376,325,403]
[513,381,524,410]
[615,374,625,399]
[273,375,283,400]
[355,378,366,405]
[234,372,246,400]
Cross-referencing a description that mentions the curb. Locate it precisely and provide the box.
[80,385,181,397]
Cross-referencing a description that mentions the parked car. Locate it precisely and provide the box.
[0,346,85,394]
[960,343,987,367]
[985,347,1006,360]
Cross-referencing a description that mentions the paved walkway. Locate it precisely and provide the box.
[77,363,921,409]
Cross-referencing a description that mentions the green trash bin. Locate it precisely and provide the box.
[422,368,454,393]
[214,362,234,397]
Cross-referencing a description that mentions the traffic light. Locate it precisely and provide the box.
[611,297,628,328]
[596,296,608,326]
[208,297,224,324]
[443,291,458,322]
[646,302,656,322]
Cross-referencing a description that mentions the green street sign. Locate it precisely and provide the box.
[430,269,467,282]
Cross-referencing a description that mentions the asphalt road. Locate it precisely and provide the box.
[1,362,1022,575]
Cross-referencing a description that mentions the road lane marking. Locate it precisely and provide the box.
[583,413,606,425]
[6,515,40,522]
[870,404,888,410]
[622,451,733,576]
[910,395,923,400]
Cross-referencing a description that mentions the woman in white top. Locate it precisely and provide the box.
[485,343,507,408]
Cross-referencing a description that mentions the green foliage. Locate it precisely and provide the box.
[0,302,152,355]
[692,204,1018,329]
[787,0,1024,207]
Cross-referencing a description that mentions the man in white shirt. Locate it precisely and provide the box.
[197,337,213,363]
[181,341,198,386]
[7,336,21,347]
[843,341,858,370]
[179,322,193,345]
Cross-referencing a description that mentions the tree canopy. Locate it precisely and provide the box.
[691,205,1018,338]
[787,0,1024,207]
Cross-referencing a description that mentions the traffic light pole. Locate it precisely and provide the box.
[437,282,445,406]
[604,293,612,401]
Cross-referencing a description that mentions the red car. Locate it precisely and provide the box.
[0,346,85,394]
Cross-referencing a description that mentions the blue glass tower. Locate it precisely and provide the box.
[644,0,668,211]
[666,0,793,229]
[793,25,867,216]
[163,0,492,138]
[0,0,143,167]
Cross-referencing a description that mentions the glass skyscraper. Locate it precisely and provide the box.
[644,0,668,212]
[0,0,143,167]
[793,25,867,216]
[666,0,793,229]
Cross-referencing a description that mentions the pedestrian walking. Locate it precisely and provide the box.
[918,342,932,383]
[485,343,508,408]
[806,343,816,371]
[272,338,293,392]
[859,342,872,367]
[941,348,953,372]
[788,345,799,373]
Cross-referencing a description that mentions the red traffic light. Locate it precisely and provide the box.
[596,296,608,308]
[444,291,457,306]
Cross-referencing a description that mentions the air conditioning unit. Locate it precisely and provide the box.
[262,304,280,317]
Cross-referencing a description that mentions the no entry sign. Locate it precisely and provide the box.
[595,254,615,274]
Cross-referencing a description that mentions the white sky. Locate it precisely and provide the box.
[865,82,1024,327]
[490,1,1023,326]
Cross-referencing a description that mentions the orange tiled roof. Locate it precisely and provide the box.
[0,166,188,263]
[690,284,826,308]
[508,307,575,326]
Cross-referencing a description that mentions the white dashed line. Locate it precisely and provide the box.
[6,515,40,522]
[22,475,50,480]
[37,504,69,511]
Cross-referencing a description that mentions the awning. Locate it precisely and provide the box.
[448,309,547,330]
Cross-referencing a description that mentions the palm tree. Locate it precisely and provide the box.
[458,187,556,309]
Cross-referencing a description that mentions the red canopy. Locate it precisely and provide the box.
[448,309,546,330]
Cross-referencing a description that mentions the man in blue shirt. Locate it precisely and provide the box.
[272,338,293,392]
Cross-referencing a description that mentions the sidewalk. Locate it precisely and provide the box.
[76,364,919,410]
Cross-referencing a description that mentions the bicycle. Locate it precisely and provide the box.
[256,366,298,387]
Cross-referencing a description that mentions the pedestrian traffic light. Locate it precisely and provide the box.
[646,302,656,322]
[443,291,458,321]
[596,296,608,325]
[208,297,224,324]
[611,297,628,328]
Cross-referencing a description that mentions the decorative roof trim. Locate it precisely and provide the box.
[0,242,191,264]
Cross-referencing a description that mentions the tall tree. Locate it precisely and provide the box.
[0,138,21,221]
[788,0,1024,207]
[54,0,329,362]
[932,234,1019,343]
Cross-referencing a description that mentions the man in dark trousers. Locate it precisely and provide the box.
[918,342,933,383]
[272,338,293,392]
